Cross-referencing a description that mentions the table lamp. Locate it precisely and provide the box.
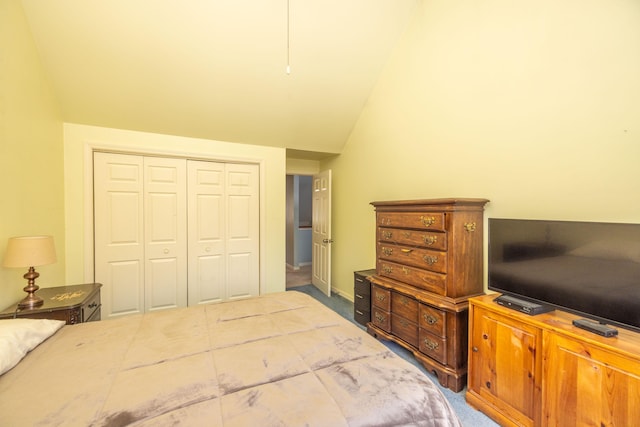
[3,235,57,309]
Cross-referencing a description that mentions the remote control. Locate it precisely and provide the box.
[572,318,618,337]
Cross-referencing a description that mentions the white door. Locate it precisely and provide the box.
[187,160,225,305]
[312,170,332,296]
[94,152,145,318]
[144,157,187,312]
[95,153,260,315]
[225,163,260,300]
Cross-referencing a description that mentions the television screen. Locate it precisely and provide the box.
[488,218,640,332]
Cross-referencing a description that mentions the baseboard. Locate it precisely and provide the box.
[332,287,354,303]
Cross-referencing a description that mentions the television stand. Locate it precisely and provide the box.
[467,294,640,427]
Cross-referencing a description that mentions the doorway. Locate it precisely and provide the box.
[286,175,312,288]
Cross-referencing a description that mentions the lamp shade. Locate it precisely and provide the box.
[3,236,57,268]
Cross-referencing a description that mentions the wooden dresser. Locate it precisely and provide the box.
[368,198,488,391]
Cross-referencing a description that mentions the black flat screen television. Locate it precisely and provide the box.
[488,218,640,332]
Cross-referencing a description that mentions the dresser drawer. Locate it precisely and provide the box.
[377,260,446,295]
[372,285,391,311]
[419,329,447,364]
[377,227,446,251]
[419,304,446,337]
[391,292,418,323]
[371,307,391,332]
[378,212,446,232]
[392,313,418,347]
[378,243,447,274]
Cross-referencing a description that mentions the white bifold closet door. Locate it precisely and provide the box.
[187,160,259,305]
[94,152,259,319]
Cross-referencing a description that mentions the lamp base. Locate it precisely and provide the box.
[18,266,44,309]
[18,294,44,309]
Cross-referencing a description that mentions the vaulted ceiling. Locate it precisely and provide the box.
[21,0,416,156]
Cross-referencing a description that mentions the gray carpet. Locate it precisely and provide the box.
[290,285,498,427]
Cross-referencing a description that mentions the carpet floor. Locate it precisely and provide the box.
[289,284,499,427]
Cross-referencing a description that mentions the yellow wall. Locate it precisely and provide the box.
[324,0,640,298]
[0,0,65,309]
[63,124,287,295]
[286,158,320,176]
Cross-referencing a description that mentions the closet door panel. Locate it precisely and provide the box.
[187,161,226,305]
[144,157,187,311]
[225,164,260,299]
[94,153,145,318]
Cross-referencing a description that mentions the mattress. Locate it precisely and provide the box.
[0,291,461,426]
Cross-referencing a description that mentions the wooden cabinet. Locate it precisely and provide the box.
[368,198,488,392]
[467,299,542,427]
[467,294,640,426]
[0,283,102,325]
[542,332,640,426]
[353,269,376,326]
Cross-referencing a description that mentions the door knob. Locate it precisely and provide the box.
[322,238,334,244]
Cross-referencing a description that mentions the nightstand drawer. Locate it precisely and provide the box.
[82,292,101,322]
[354,308,370,326]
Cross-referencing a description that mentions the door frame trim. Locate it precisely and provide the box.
[82,142,266,295]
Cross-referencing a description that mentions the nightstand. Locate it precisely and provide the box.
[0,283,102,324]
[354,269,376,326]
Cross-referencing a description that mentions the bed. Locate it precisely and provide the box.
[0,291,461,426]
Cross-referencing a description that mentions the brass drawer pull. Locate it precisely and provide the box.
[382,265,392,274]
[402,266,410,275]
[420,216,436,227]
[423,255,438,266]
[400,248,413,254]
[423,314,438,325]
[402,231,411,238]
[399,318,409,327]
[423,338,439,351]
[375,312,387,323]
[382,247,393,256]
[376,294,387,302]
[382,230,393,239]
[423,235,437,246]
[464,222,476,232]
[399,296,409,306]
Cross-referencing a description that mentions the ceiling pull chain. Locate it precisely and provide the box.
[286,0,291,75]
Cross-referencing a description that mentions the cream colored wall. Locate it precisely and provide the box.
[0,0,65,310]
[324,0,640,298]
[286,158,320,176]
[63,123,286,295]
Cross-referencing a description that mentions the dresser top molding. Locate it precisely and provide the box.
[371,198,489,210]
